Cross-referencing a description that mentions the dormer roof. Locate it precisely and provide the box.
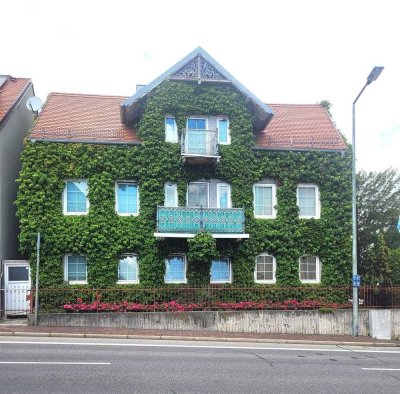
[120,47,274,131]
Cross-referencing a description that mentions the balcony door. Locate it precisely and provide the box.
[187,118,207,155]
[217,183,231,208]
[187,182,209,208]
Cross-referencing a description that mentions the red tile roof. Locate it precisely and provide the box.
[255,104,347,151]
[29,94,347,151]
[29,93,140,144]
[0,77,31,122]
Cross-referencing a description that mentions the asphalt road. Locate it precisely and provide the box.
[0,337,399,393]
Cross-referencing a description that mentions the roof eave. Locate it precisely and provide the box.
[251,145,348,153]
[26,137,141,146]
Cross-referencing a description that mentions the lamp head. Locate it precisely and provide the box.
[367,66,384,85]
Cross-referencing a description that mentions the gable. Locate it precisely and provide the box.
[120,47,274,131]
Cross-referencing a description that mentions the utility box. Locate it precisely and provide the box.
[369,310,392,340]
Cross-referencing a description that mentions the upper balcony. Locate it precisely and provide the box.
[154,206,249,239]
[180,129,220,164]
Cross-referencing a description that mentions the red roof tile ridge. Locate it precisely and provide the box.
[266,103,324,107]
[0,76,31,82]
[48,92,128,100]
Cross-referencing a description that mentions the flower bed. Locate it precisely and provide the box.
[63,298,352,313]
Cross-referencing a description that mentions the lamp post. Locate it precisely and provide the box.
[352,66,383,337]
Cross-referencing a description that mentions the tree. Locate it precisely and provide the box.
[363,233,392,286]
[357,168,400,283]
[389,248,400,285]
[320,100,333,117]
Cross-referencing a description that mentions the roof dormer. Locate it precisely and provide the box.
[120,47,274,132]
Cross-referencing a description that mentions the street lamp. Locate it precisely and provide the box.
[352,66,384,337]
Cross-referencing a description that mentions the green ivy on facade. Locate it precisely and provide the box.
[17,81,352,295]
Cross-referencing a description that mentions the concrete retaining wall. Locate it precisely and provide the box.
[26,309,371,336]
[29,308,400,339]
[28,309,400,339]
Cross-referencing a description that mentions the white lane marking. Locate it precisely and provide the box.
[0,362,110,365]
[362,368,400,371]
[0,340,399,354]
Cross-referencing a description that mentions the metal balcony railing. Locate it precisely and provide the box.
[181,129,219,157]
[156,206,245,234]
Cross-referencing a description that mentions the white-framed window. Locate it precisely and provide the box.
[299,255,321,283]
[254,254,276,284]
[187,117,207,130]
[217,117,230,144]
[116,181,139,216]
[117,255,139,284]
[64,255,87,284]
[217,183,231,208]
[187,182,209,208]
[165,116,178,143]
[210,257,231,283]
[253,183,277,218]
[297,184,320,219]
[63,180,89,215]
[164,182,178,207]
[165,254,187,284]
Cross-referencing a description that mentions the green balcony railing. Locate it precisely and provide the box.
[157,206,245,234]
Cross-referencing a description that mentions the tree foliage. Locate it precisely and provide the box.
[357,168,400,283]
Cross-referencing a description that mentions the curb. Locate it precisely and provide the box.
[0,330,398,347]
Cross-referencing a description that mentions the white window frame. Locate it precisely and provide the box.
[297,184,320,219]
[63,179,89,216]
[164,254,187,284]
[64,254,88,284]
[254,253,276,284]
[187,181,209,208]
[216,117,230,144]
[210,257,232,284]
[115,181,139,216]
[165,116,178,143]
[217,183,231,208]
[117,254,139,284]
[186,116,208,130]
[164,182,178,207]
[299,255,321,284]
[253,183,277,219]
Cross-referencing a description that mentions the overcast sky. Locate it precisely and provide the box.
[2,0,399,172]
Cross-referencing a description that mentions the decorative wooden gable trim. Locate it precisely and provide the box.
[171,55,229,83]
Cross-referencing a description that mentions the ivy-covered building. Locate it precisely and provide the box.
[18,48,352,290]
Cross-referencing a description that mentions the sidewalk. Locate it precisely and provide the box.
[0,319,399,346]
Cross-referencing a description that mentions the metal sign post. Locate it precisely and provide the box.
[34,232,40,326]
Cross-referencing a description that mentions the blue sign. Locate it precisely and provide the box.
[352,275,361,288]
[397,216,400,232]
